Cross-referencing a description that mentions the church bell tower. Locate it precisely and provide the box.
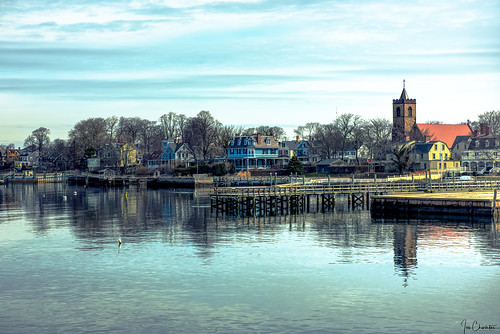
[392,80,416,142]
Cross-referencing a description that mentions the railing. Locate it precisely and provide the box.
[213,180,500,197]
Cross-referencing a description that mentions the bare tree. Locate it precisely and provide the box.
[351,120,367,164]
[216,124,245,156]
[242,125,286,141]
[294,122,319,139]
[334,113,362,160]
[68,118,108,158]
[365,118,392,160]
[183,111,220,163]
[478,110,500,135]
[117,117,146,144]
[314,123,342,159]
[24,127,51,154]
[139,121,163,154]
[105,116,119,142]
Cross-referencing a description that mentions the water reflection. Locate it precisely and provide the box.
[1,184,499,333]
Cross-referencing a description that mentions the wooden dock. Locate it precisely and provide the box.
[371,191,500,217]
[211,181,500,217]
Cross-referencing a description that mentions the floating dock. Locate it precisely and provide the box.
[371,191,500,217]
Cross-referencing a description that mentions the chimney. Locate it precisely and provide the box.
[257,133,261,144]
[480,123,490,136]
[296,136,300,142]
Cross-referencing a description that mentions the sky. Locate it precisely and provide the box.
[1,0,499,145]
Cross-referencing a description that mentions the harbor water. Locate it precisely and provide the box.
[0,184,499,333]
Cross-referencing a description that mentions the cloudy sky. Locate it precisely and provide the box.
[1,0,499,144]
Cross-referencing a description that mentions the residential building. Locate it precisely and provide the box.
[15,150,40,170]
[409,141,460,174]
[98,143,139,169]
[87,157,101,172]
[278,139,300,168]
[451,135,471,161]
[162,139,193,167]
[296,140,319,164]
[147,151,162,169]
[226,133,280,170]
[461,134,500,172]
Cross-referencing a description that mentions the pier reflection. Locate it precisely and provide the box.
[1,183,498,272]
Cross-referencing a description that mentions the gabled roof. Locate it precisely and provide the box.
[281,140,300,150]
[416,123,472,148]
[451,135,471,149]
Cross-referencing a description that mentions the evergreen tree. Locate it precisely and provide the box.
[287,155,304,175]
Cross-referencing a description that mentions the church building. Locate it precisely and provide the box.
[391,81,472,148]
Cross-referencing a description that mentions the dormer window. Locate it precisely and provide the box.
[485,140,490,148]
[475,140,480,147]
[265,138,271,145]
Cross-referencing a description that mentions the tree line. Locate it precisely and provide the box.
[2,109,498,170]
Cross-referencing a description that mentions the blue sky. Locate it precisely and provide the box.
[1,0,499,144]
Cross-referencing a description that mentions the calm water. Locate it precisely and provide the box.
[0,184,499,334]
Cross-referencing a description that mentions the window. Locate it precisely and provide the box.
[408,106,412,117]
[265,138,271,145]
[496,139,499,147]
[445,154,448,159]
[421,153,424,159]
[442,144,445,150]
[432,153,436,159]
[475,140,480,147]
[396,107,401,117]
[485,140,490,148]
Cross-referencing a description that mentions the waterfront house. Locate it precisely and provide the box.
[87,156,101,172]
[451,135,471,161]
[226,133,280,170]
[410,141,460,174]
[278,139,300,168]
[162,138,194,167]
[3,148,21,168]
[461,134,500,173]
[146,151,162,170]
[98,142,139,169]
[296,140,319,164]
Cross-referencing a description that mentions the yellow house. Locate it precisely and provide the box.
[119,143,138,167]
[410,141,460,173]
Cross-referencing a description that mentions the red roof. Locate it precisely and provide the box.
[416,123,472,148]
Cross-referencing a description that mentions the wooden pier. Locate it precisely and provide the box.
[211,180,500,217]
[371,191,500,218]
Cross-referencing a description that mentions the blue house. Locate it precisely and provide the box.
[226,134,280,170]
[162,139,193,167]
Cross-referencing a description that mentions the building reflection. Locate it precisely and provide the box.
[393,224,418,286]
